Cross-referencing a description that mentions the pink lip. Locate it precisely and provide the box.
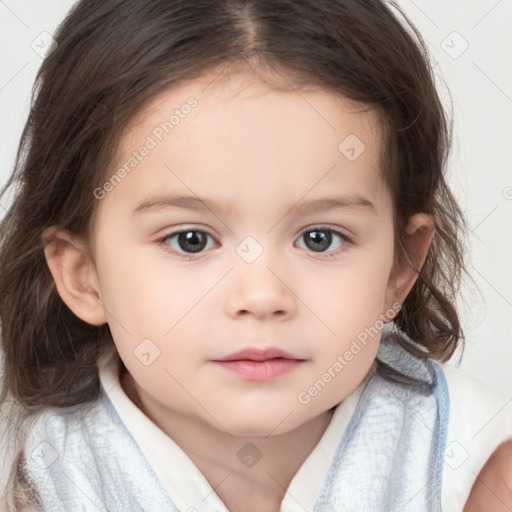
[214,347,300,362]
[212,348,305,381]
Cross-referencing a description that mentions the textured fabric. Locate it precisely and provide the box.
[313,327,449,511]
[23,396,179,512]
[23,325,449,511]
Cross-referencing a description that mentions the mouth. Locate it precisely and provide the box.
[212,347,306,381]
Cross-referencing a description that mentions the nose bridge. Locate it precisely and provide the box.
[225,235,296,319]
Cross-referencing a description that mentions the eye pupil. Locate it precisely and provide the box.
[178,231,207,253]
[305,230,332,252]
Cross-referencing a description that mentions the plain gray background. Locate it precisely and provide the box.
[1,0,511,396]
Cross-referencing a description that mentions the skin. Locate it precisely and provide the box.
[464,441,512,511]
[43,67,434,512]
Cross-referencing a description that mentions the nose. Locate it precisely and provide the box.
[224,253,297,321]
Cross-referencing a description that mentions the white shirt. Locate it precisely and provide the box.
[441,364,512,510]
[98,348,512,512]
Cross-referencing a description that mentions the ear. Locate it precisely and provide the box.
[42,226,107,326]
[383,213,434,321]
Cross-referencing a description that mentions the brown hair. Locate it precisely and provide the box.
[1,0,471,507]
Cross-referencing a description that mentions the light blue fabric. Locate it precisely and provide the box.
[23,325,449,511]
[23,393,179,511]
[313,325,449,511]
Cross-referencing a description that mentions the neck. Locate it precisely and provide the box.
[120,366,335,512]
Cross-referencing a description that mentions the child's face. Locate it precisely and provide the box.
[88,70,400,436]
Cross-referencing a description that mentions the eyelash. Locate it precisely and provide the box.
[156,226,353,260]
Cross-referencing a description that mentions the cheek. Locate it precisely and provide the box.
[94,240,184,327]
[304,245,393,380]
[94,240,219,377]
[314,252,392,334]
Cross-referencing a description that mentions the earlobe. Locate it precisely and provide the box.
[42,226,107,326]
[383,213,435,319]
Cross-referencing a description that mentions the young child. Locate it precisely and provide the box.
[1,0,511,511]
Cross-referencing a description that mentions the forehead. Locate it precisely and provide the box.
[101,69,389,218]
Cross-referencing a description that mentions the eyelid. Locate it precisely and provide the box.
[298,225,354,243]
[294,225,353,259]
[155,227,218,258]
[154,225,217,243]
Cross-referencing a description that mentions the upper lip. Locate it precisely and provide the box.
[213,348,303,362]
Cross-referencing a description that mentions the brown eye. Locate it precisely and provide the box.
[295,227,350,256]
[304,230,332,252]
[162,229,216,254]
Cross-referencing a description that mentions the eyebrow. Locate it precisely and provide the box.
[131,193,376,217]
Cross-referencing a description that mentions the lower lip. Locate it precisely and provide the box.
[213,358,303,381]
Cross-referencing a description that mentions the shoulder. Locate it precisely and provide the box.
[464,440,512,511]
[440,364,512,511]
